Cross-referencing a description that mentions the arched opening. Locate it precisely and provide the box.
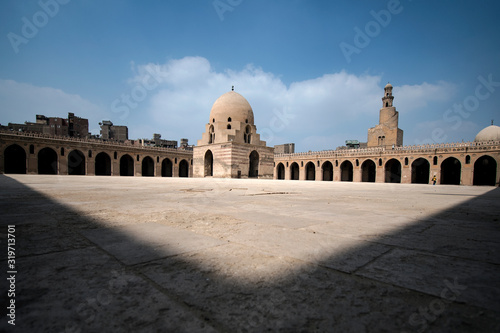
[161,158,173,177]
[473,155,497,186]
[385,159,401,183]
[208,125,215,144]
[38,147,58,175]
[411,158,430,184]
[440,157,461,185]
[179,159,189,177]
[276,163,285,180]
[305,162,315,181]
[322,161,333,181]
[142,156,154,176]
[340,161,353,182]
[120,154,134,176]
[227,124,231,130]
[95,152,111,176]
[290,162,299,180]
[361,159,376,182]
[4,144,26,174]
[68,150,85,175]
[244,125,251,144]
[249,150,259,178]
[204,150,213,177]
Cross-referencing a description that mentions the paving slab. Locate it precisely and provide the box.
[355,248,500,312]
[81,222,227,265]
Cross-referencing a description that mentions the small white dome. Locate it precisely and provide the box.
[474,125,500,142]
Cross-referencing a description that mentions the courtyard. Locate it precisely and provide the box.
[0,175,499,332]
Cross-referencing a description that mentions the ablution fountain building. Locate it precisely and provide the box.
[1,84,499,186]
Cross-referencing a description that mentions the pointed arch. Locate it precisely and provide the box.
[440,157,461,185]
[340,160,353,182]
[179,159,189,177]
[322,161,333,181]
[361,159,376,182]
[4,144,26,174]
[68,150,86,175]
[249,150,259,178]
[161,158,173,177]
[411,158,430,184]
[385,159,401,183]
[276,162,285,180]
[38,147,58,175]
[473,155,496,186]
[290,162,299,180]
[120,154,134,176]
[95,152,111,176]
[204,150,213,177]
[142,156,154,176]
[305,162,315,181]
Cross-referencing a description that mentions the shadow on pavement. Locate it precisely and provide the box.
[0,174,499,332]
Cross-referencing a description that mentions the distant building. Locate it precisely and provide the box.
[140,133,177,149]
[274,143,295,154]
[179,138,194,151]
[1,113,89,138]
[99,120,128,141]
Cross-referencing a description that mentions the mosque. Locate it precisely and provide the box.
[0,84,499,186]
[193,83,499,186]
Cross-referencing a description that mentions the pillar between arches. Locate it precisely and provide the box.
[401,164,411,184]
[353,167,362,182]
[59,155,68,175]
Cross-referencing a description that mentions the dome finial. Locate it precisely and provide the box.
[232,85,234,91]
[492,119,494,125]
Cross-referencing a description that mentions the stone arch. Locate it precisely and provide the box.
[305,161,315,181]
[340,160,353,182]
[411,158,430,184]
[68,150,86,175]
[142,156,154,176]
[38,147,58,175]
[290,162,299,180]
[4,144,26,174]
[161,158,173,177]
[385,158,401,183]
[120,154,134,176]
[95,152,111,176]
[276,162,285,180]
[204,150,213,177]
[473,155,497,186]
[249,150,259,178]
[361,159,376,182]
[322,161,333,181]
[179,159,189,177]
[208,125,215,144]
[244,125,252,144]
[440,157,461,185]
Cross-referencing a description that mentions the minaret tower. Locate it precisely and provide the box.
[367,83,404,148]
[382,83,394,108]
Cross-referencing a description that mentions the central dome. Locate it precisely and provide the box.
[208,91,254,125]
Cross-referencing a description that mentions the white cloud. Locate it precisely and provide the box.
[0,79,106,135]
[0,58,460,151]
[396,81,457,112]
[130,57,457,151]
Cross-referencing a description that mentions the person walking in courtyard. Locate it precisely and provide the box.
[432,175,437,185]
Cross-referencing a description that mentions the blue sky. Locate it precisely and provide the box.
[1,0,499,152]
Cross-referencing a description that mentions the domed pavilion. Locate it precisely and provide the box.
[193,88,274,178]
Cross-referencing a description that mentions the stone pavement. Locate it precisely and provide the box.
[0,175,499,332]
